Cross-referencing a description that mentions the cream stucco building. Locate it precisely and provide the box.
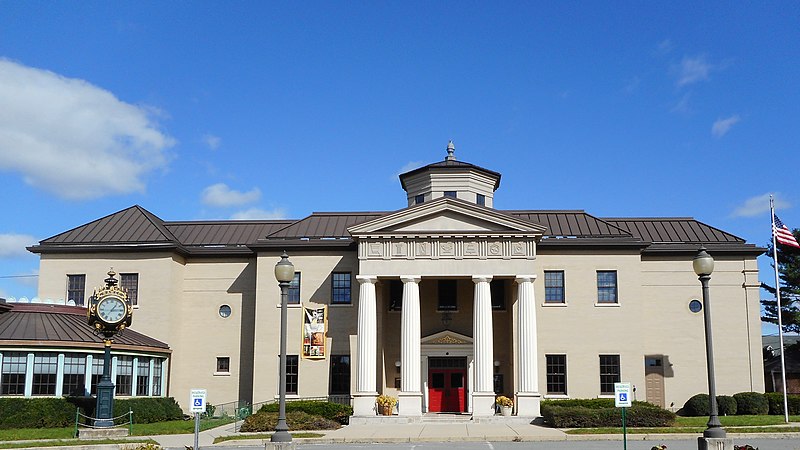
[22,144,764,419]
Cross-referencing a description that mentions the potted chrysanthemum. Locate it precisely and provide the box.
[496,395,513,416]
[376,394,398,415]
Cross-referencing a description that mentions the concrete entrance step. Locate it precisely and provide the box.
[421,413,472,423]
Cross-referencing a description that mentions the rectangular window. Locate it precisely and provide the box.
[136,359,150,396]
[415,194,425,205]
[62,354,86,397]
[288,273,301,304]
[329,355,351,395]
[116,356,133,396]
[437,280,457,311]
[216,357,230,373]
[152,359,163,396]
[597,271,618,303]
[490,279,505,310]
[90,357,104,395]
[285,355,299,395]
[546,354,567,395]
[67,274,86,306]
[444,191,457,198]
[599,355,621,395]
[120,273,139,306]
[544,271,565,303]
[1,352,27,395]
[388,280,403,311]
[331,272,352,304]
[32,353,58,396]
[476,194,485,206]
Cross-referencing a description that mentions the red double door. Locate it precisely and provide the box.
[427,358,467,413]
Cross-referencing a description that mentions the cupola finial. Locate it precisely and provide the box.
[445,140,456,161]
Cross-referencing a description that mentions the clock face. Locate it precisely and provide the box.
[97,296,127,324]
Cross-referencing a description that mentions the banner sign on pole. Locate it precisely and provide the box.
[301,304,327,359]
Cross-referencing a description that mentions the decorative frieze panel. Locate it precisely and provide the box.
[358,238,536,260]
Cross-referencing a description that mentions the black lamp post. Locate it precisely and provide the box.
[693,247,725,439]
[271,252,294,443]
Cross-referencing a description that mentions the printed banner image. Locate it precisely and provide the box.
[302,304,327,359]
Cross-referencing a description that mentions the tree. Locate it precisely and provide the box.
[762,227,800,332]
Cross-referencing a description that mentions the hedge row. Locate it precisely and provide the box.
[258,400,353,425]
[541,399,675,428]
[0,397,183,428]
[682,392,784,416]
[241,410,341,432]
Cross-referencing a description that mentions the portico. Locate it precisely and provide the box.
[348,197,545,418]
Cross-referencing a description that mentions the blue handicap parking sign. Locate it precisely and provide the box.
[619,393,627,402]
[194,398,203,406]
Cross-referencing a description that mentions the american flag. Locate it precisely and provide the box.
[774,215,800,249]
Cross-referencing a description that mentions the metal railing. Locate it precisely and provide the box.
[73,408,133,437]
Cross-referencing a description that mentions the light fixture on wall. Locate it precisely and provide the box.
[494,360,500,373]
[441,312,452,328]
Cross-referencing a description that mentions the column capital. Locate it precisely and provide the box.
[472,275,493,284]
[515,275,537,284]
[356,275,378,284]
[400,275,421,284]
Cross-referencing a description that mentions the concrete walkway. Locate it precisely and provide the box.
[318,422,566,443]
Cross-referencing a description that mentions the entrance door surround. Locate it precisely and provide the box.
[421,331,473,414]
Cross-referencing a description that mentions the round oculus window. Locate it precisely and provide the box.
[219,305,232,318]
[689,299,702,313]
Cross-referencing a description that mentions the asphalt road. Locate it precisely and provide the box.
[200,438,800,450]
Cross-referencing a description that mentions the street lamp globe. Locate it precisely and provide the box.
[693,247,714,276]
[274,251,295,283]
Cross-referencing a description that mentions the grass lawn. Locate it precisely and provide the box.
[0,438,158,449]
[213,432,325,444]
[0,417,235,442]
[564,415,800,435]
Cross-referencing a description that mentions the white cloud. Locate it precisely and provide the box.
[711,115,741,138]
[0,233,37,258]
[670,93,692,114]
[230,207,288,220]
[203,134,221,150]
[396,161,423,178]
[675,55,713,87]
[732,193,791,218]
[201,183,261,207]
[0,59,175,199]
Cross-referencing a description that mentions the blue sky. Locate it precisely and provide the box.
[0,2,798,334]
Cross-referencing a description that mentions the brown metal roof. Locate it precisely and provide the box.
[508,211,633,238]
[167,221,293,246]
[0,303,169,351]
[264,212,386,239]
[603,218,745,243]
[39,205,177,245]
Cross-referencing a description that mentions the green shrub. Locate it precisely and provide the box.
[733,392,769,415]
[240,410,340,432]
[540,403,675,428]
[716,395,737,416]
[766,392,800,415]
[114,398,183,424]
[0,398,76,429]
[258,401,352,425]
[682,394,710,417]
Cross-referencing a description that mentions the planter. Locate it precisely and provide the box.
[501,406,512,416]
[379,405,393,416]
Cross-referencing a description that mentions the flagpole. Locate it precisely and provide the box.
[771,194,790,423]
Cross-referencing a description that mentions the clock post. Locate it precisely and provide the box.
[87,269,133,428]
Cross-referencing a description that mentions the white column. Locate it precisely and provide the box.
[399,275,423,416]
[472,275,495,416]
[132,357,139,397]
[516,275,541,416]
[352,275,378,416]
[84,354,93,395]
[148,358,155,396]
[24,353,34,397]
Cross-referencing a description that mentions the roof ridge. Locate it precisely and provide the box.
[166,219,296,225]
[604,217,695,221]
[133,205,180,243]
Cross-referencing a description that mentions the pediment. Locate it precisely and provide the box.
[348,197,546,237]
[421,330,473,346]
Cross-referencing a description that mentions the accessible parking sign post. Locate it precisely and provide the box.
[190,389,207,450]
[614,382,632,450]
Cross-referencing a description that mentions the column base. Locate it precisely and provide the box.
[352,392,377,416]
[697,437,734,450]
[397,392,423,416]
[515,392,541,416]
[472,391,496,417]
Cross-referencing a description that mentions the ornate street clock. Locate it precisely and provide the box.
[88,270,133,338]
[86,269,134,428]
